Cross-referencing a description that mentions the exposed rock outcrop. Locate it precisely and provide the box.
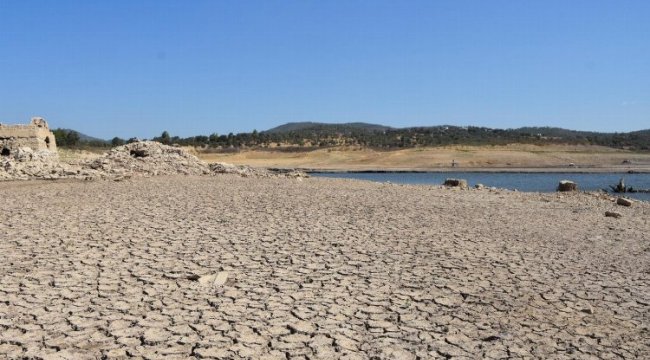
[1,141,307,181]
[210,163,308,178]
[86,141,210,177]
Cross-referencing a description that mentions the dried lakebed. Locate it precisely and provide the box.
[0,176,648,359]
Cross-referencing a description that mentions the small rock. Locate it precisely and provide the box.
[557,180,578,192]
[616,197,633,207]
[605,211,622,218]
[214,272,229,287]
[197,271,229,287]
[443,178,469,189]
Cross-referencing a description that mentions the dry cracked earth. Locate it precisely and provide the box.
[0,176,648,359]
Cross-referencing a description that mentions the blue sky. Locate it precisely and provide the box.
[1,1,648,139]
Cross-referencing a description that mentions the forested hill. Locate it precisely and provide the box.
[52,128,109,147]
[57,129,107,143]
[253,123,650,151]
[55,123,650,151]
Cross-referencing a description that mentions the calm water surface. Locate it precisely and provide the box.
[313,172,650,201]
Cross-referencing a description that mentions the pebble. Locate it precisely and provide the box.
[605,211,622,218]
[616,197,633,207]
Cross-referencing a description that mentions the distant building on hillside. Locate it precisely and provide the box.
[0,117,57,156]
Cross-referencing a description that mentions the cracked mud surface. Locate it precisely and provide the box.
[1,176,648,359]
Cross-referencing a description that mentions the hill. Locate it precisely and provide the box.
[53,123,650,152]
[58,128,108,143]
[256,123,650,151]
[264,122,393,134]
[52,128,109,148]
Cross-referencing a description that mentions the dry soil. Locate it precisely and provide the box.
[0,176,648,359]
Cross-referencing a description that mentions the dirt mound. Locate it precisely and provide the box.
[86,141,210,177]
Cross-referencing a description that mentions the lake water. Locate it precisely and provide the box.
[313,172,650,201]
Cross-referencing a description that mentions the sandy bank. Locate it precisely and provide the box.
[0,176,648,358]
[198,144,650,173]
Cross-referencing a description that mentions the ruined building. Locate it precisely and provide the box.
[0,117,57,156]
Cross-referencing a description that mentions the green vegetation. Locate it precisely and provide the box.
[52,129,80,147]
[152,124,650,151]
[55,122,650,152]
[52,128,111,149]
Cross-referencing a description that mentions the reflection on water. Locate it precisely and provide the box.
[313,172,650,201]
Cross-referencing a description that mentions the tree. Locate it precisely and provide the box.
[111,137,126,147]
[161,131,171,144]
[51,129,80,147]
[65,131,80,146]
[52,129,68,146]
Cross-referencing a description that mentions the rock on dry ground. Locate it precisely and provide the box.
[0,176,648,359]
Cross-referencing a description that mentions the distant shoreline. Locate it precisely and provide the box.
[299,167,650,174]
[197,144,650,174]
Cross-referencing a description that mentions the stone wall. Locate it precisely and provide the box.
[0,117,57,155]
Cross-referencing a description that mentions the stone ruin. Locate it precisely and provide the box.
[0,117,57,157]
